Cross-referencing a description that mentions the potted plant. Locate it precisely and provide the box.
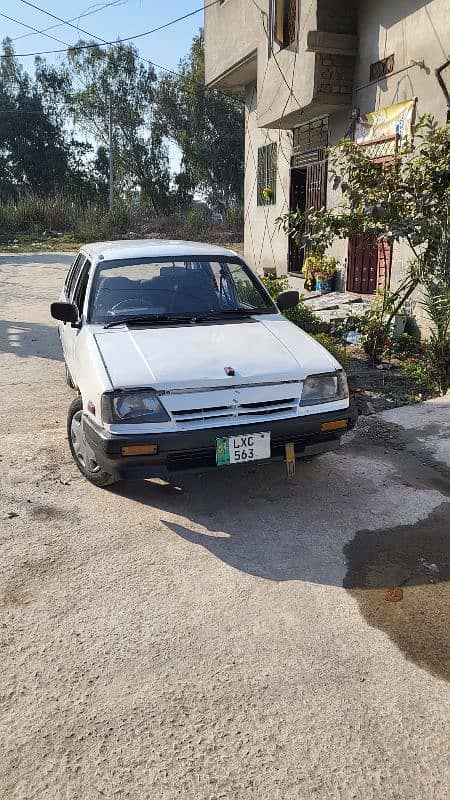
[304,253,337,294]
[303,255,318,291]
[261,186,273,203]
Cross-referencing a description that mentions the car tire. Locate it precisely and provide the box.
[65,364,76,389]
[67,396,118,487]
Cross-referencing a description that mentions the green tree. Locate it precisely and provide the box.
[67,40,169,211]
[0,38,76,201]
[156,30,244,210]
[277,116,450,363]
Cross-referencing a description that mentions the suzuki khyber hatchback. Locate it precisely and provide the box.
[51,241,356,487]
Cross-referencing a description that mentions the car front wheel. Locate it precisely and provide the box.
[67,396,118,487]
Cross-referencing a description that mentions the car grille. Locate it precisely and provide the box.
[171,397,299,423]
[163,382,302,428]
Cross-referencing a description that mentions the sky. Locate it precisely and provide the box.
[0,0,206,172]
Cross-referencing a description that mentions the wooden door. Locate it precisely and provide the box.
[347,235,392,294]
[305,160,327,215]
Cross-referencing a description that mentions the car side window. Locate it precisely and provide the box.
[65,253,85,298]
[73,259,92,317]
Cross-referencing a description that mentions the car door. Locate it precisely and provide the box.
[63,258,92,384]
[59,252,85,362]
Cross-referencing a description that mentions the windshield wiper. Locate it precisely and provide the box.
[104,313,196,329]
[192,309,262,322]
[103,308,267,329]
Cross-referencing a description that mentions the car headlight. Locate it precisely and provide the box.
[300,371,348,406]
[101,390,170,423]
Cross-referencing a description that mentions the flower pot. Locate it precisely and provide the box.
[316,277,334,294]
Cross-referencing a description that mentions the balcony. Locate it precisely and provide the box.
[204,0,357,128]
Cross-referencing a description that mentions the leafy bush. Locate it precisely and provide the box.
[184,207,211,236]
[401,358,438,393]
[425,337,450,395]
[261,275,323,334]
[389,333,423,358]
[313,333,350,373]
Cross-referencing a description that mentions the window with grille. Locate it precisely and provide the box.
[257,143,277,206]
[274,0,297,49]
[369,54,395,82]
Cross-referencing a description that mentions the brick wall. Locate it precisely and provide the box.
[317,54,354,95]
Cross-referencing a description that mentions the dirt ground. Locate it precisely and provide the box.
[0,253,449,800]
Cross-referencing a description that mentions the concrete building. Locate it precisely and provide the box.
[204,0,450,321]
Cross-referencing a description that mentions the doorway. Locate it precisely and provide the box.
[288,159,328,274]
[288,167,307,273]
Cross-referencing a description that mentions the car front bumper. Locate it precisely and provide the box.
[82,402,358,479]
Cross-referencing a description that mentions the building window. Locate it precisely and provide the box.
[274,0,297,49]
[257,143,277,206]
[369,54,395,82]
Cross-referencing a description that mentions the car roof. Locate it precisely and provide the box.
[81,239,241,262]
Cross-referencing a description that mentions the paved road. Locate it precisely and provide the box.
[1,253,449,800]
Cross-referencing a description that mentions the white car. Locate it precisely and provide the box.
[51,240,356,487]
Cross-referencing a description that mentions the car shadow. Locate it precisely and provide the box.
[111,453,450,680]
[110,452,449,588]
[0,319,64,361]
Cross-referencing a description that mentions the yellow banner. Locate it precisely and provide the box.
[356,99,416,143]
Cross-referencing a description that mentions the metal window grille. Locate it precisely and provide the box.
[369,54,395,82]
[293,117,329,154]
[257,143,277,206]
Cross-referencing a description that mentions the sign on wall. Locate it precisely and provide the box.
[356,98,416,144]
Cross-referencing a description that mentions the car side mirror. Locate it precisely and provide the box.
[277,290,299,311]
[50,301,79,325]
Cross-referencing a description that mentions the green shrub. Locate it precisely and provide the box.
[261,274,323,334]
[313,333,350,373]
[401,357,438,393]
[184,207,211,236]
[389,332,423,358]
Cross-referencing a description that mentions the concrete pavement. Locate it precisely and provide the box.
[0,253,449,800]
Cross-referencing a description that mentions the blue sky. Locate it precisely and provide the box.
[0,1,205,172]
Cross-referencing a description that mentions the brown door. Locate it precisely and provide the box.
[347,235,392,294]
[305,160,327,213]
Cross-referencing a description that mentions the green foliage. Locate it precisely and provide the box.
[388,333,422,357]
[418,217,450,394]
[66,40,170,212]
[184,206,211,236]
[313,333,350,373]
[401,358,438,394]
[0,194,135,240]
[261,275,323,333]
[260,274,290,300]
[304,253,337,280]
[277,118,450,363]
[155,31,244,209]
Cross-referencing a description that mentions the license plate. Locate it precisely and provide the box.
[216,432,271,466]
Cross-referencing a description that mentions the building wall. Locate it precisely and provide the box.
[206,0,450,332]
[243,86,292,274]
[354,0,450,331]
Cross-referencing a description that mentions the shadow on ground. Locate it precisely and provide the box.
[0,320,63,361]
[111,449,450,680]
[344,503,450,681]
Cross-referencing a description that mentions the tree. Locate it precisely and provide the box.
[67,40,170,211]
[0,38,76,201]
[277,116,450,363]
[156,30,244,210]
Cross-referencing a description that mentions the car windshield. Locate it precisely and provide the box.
[88,257,275,324]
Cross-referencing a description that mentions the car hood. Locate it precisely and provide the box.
[94,316,339,391]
